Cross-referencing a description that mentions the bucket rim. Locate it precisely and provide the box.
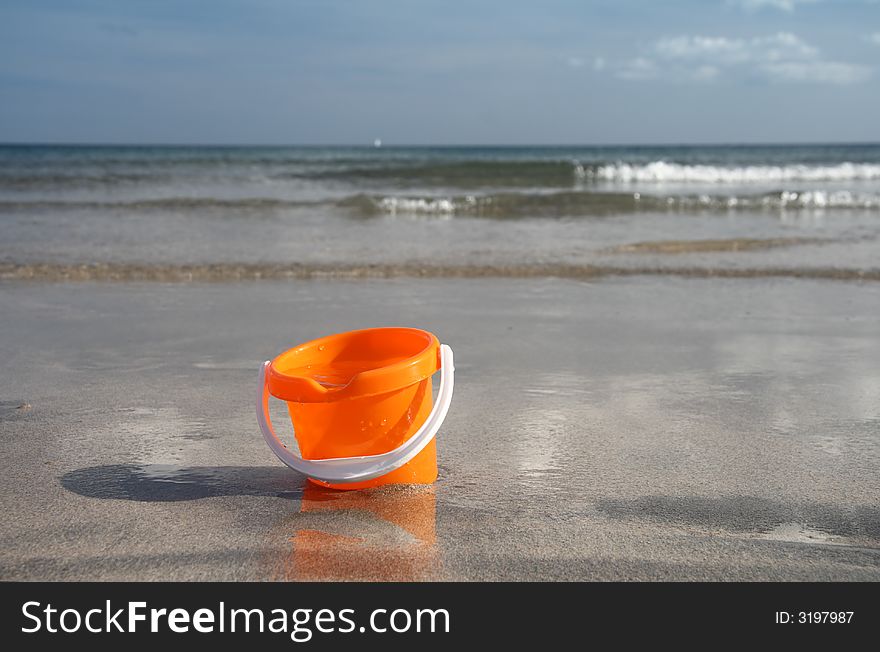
[267,327,441,403]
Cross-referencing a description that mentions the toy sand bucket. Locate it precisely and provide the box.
[256,328,454,490]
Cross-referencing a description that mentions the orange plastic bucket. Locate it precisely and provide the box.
[256,328,455,490]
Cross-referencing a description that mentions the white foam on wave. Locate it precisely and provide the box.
[370,188,880,217]
[775,190,880,208]
[378,195,476,215]
[583,161,880,183]
[677,190,880,208]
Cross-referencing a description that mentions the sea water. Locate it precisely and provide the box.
[1,143,879,274]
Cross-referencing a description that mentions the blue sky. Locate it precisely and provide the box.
[1,0,878,144]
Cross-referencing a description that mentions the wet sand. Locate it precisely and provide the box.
[603,236,825,254]
[0,276,878,580]
[3,261,880,282]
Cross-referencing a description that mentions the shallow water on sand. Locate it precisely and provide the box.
[1,277,878,580]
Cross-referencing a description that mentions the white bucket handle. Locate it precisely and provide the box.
[256,344,454,484]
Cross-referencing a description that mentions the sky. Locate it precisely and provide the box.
[1,0,879,145]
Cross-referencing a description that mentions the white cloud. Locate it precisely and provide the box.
[761,60,871,83]
[732,0,820,11]
[654,33,817,64]
[608,32,870,84]
[760,32,819,60]
[655,36,753,63]
[593,57,606,71]
[566,56,585,68]
[869,32,880,45]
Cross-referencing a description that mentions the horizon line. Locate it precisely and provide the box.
[1,140,879,149]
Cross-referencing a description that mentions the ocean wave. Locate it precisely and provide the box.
[3,189,879,217]
[339,191,648,217]
[774,190,880,208]
[343,189,880,217]
[582,161,880,183]
[302,158,880,187]
[6,159,880,191]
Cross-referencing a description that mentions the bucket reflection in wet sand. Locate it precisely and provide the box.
[271,484,439,581]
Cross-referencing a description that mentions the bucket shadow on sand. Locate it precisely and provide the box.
[61,464,307,502]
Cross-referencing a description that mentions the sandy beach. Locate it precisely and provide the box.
[1,275,878,581]
[6,8,880,645]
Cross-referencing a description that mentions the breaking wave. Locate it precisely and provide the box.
[341,189,880,217]
[580,161,880,184]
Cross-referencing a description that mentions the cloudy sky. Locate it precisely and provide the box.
[1,0,878,144]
